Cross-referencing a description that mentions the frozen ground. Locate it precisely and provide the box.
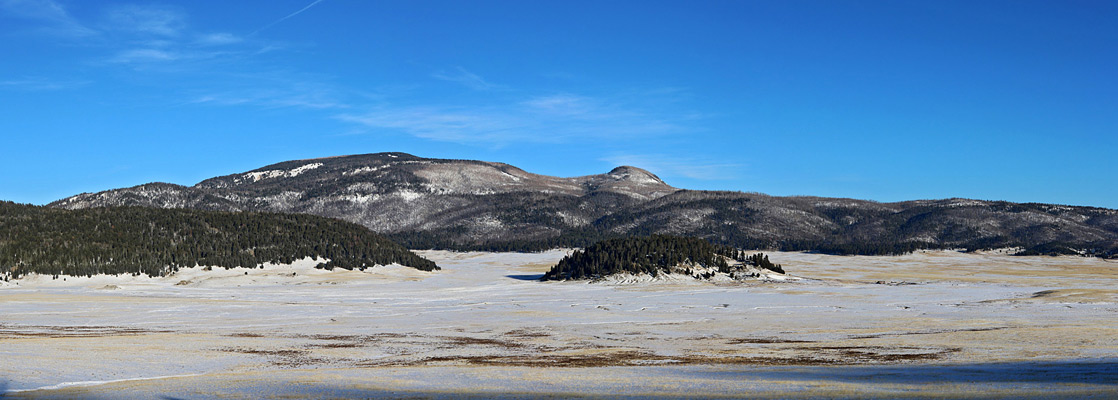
[1,250,1116,399]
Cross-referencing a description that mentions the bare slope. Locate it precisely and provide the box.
[50,152,1118,256]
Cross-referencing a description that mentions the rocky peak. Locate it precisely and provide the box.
[606,166,666,185]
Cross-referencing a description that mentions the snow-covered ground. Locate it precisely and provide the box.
[1,250,1116,399]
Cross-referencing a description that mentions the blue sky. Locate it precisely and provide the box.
[1,0,1115,208]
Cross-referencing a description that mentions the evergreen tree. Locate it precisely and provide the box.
[0,201,438,280]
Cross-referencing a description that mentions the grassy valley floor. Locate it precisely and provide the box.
[1,250,1116,398]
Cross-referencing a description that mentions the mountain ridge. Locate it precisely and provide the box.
[50,152,1118,258]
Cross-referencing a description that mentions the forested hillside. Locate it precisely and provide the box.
[0,201,437,280]
[50,153,1118,258]
[541,235,784,281]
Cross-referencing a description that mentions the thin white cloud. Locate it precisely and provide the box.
[335,92,690,145]
[0,0,97,37]
[336,107,528,143]
[104,47,249,66]
[523,94,593,116]
[602,154,743,181]
[3,1,701,151]
[2,1,260,67]
[195,32,243,46]
[108,48,180,63]
[190,75,348,110]
[432,67,501,91]
[0,77,90,90]
[102,4,186,37]
[193,90,343,110]
[93,5,260,67]
[250,0,329,36]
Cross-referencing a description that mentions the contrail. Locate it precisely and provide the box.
[249,0,329,36]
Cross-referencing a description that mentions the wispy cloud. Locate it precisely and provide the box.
[523,94,593,116]
[337,106,527,143]
[3,1,702,151]
[336,92,690,145]
[104,46,245,66]
[108,48,181,63]
[2,1,262,68]
[432,67,501,91]
[0,0,97,37]
[102,4,186,37]
[93,5,259,67]
[601,154,743,180]
[189,71,348,110]
[250,0,329,36]
[2,0,338,118]
[195,32,242,46]
[0,77,90,91]
[193,88,344,110]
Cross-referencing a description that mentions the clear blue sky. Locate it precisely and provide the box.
[2,0,1115,208]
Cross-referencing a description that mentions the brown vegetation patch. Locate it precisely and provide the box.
[217,346,328,367]
[873,281,919,285]
[226,332,266,338]
[220,347,307,357]
[422,350,671,367]
[311,342,363,349]
[441,335,526,349]
[669,355,844,366]
[273,356,332,368]
[848,327,1008,339]
[0,324,170,338]
[287,332,409,344]
[796,345,961,363]
[726,337,815,344]
[1025,289,1118,303]
[503,329,551,338]
[350,344,964,368]
[368,332,408,339]
[412,352,887,367]
[295,334,370,349]
[297,334,364,341]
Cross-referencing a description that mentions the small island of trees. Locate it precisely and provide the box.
[540,234,784,281]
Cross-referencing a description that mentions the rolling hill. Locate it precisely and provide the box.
[49,152,1118,257]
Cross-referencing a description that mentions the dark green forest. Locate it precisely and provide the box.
[387,192,1118,259]
[389,222,942,256]
[0,201,437,280]
[541,234,784,281]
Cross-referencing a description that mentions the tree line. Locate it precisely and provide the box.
[0,201,437,281]
[387,192,1118,259]
[540,234,785,281]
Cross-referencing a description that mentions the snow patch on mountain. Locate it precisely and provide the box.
[240,163,324,183]
[344,165,387,176]
[396,189,423,202]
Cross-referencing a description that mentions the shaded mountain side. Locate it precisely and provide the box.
[51,153,674,245]
[585,191,1118,256]
[49,153,1118,258]
[0,201,437,280]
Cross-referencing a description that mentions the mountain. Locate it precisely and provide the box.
[1,201,437,281]
[50,153,1118,257]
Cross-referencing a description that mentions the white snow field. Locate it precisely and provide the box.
[1,250,1116,399]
